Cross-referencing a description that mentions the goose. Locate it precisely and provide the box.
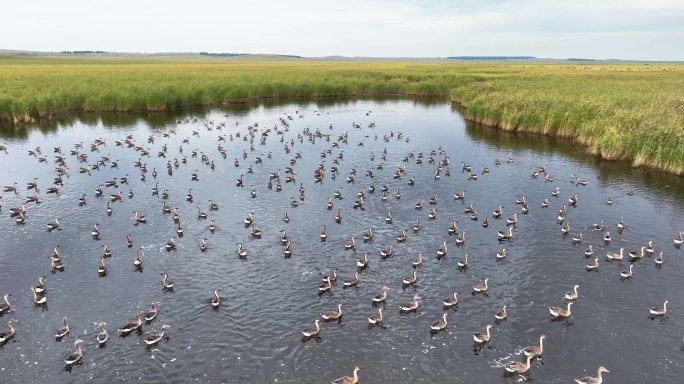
[569,193,578,206]
[457,253,469,269]
[172,208,180,224]
[482,164,490,173]
[414,200,423,210]
[78,194,86,206]
[473,278,490,294]
[493,206,503,219]
[650,300,669,316]
[565,285,580,300]
[208,220,216,233]
[323,269,338,282]
[145,302,160,323]
[412,252,423,268]
[584,245,594,257]
[372,286,390,305]
[413,218,421,232]
[473,324,493,343]
[133,211,146,224]
[482,217,489,228]
[495,305,508,320]
[162,189,169,199]
[357,253,369,268]
[321,303,343,321]
[319,277,333,294]
[118,310,145,333]
[620,264,634,279]
[320,225,328,241]
[516,196,526,205]
[46,184,60,194]
[199,238,208,252]
[380,244,393,259]
[606,248,624,261]
[96,322,109,345]
[50,255,64,272]
[3,182,17,193]
[431,313,449,332]
[302,319,322,338]
[363,227,373,242]
[64,339,84,365]
[161,202,171,214]
[524,334,546,358]
[586,258,599,271]
[617,216,625,230]
[455,231,466,246]
[674,232,683,247]
[399,295,422,312]
[549,302,573,318]
[443,292,459,308]
[160,272,174,290]
[0,294,11,316]
[629,246,646,261]
[0,319,16,344]
[144,324,171,345]
[332,366,361,384]
[385,211,393,223]
[437,241,448,259]
[186,189,193,202]
[645,241,655,255]
[236,243,247,258]
[429,194,438,205]
[561,221,570,235]
[655,251,664,265]
[427,208,437,220]
[368,308,384,325]
[505,355,534,375]
[282,212,290,224]
[572,232,583,244]
[498,227,513,240]
[102,243,112,258]
[97,257,107,276]
[211,289,221,307]
[507,213,519,226]
[56,316,70,338]
[603,231,611,243]
[35,276,47,294]
[345,236,356,250]
[396,230,407,243]
[91,223,100,238]
[46,218,60,232]
[196,207,207,220]
[575,367,609,384]
[551,187,560,197]
[542,198,549,208]
[403,270,418,286]
[30,286,47,305]
[343,272,359,288]
[165,237,176,251]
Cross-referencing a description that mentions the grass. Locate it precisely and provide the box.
[1,56,683,173]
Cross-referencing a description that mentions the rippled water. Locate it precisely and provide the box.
[1,98,683,384]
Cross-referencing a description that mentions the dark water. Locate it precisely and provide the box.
[1,98,683,384]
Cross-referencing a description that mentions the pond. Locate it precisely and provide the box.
[1,98,683,383]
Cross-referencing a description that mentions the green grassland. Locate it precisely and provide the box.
[1,56,683,173]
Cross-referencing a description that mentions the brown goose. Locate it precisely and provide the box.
[332,366,361,384]
[321,303,343,321]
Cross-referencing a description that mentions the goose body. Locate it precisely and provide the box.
[606,248,624,261]
[650,300,669,316]
[302,319,321,337]
[332,366,361,384]
[368,308,384,325]
[620,264,633,279]
[549,302,573,317]
[0,294,11,315]
[160,272,174,289]
[0,320,16,343]
[412,252,423,267]
[473,278,490,293]
[97,322,109,344]
[402,270,417,286]
[357,253,369,268]
[144,324,170,345]
[372,286,390,304]
[586,258,599,270]
[473,324,493,343]
[56,316,70,338]
[505,355,534,374]
[145,302,159,322]
[575,367,609,384]
[523,334,546,358]
[431,313,448,331]
[118,311,144,333]
[495,305,508,320]
[565,285,580,300]
[31,286,47,305]
[400,295,421,312]
[64,339,84,365]
[343,272,359,288]
[457,253,468,269]
[443,292,459,308]
[321,303,343,320]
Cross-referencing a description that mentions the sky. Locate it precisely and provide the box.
[2,0,684,60]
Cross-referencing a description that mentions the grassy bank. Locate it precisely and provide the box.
[1,56,683,173]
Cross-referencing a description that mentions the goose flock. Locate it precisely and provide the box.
[0,102,682,382]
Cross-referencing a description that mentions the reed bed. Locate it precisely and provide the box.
[1,56,683,173]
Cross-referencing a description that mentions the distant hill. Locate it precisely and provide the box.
[447,56,536,60]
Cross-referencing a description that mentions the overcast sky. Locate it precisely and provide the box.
[2,0,683,60]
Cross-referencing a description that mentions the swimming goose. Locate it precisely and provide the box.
[56,316,70,338]
[495,305,508,320]
[505,355,534,375]
[561,221,570,234]
[332,366,361,384]
[565,285,580,300]
[144,302,160,323]
[396,230,407,243]
[119,310,145,334]
[482,217,489,228]
[97,257,107,276]
[357,253,369,269]
[620,264,633,279]
[46,218,60,232]
[211,289,221,307]
[160,272,174,290]
[35,276,47,294]
[78,194,86,206]
[381,244,393,259]
[629,246,646,261]
[50,255,64,272]
[655,251,664,266]
[199,238,208,252]
[162,189,169,199]
[645,241,655,255]
[429,195,438,205]
[447,221,458,236]
[411,252,423,268]
[542,198,549,208]
[97,322,109,345]
[455,231,466,246]
[551,187,560,197]
[549,302,573,318]
[674,232,683,247]
[385,211,393,223]
[617,216,625,230]
[400,295,422,312]
[586,258,599,271]
[482,164,490,174]
[186,189,193,202]
[372,286,390,305]
[412,218,421,232]
[0,294,11,316]
[473,324,493,343]
[133,211,146,225]
[64,339,84,365]
[102,244,112,258]
[125,234,133,248]
[569,193,578,206]
[302,318,322,338]
[0,319,16,344]
[345,236,356,250]
[584,245,594,257]
[403,270,418,286]
[320,225,328,241]
[498,227,513,240]
[172,208,180,224]
[575,366,609,384]
[606,248,624,261]
[46,184,60,194]
[319,277,333,295]
[368,308,384,325]
[524,334,546,358]
[196,207,207,220]
[30,286,46,305]
[132,247,143,269]
[321,303,343,321]
[473,278,490,294]
[165,237,176,251]
[493,206,503,219]
[431,313,449,332]
[443,292,459,308]
[161,202,171,214]
[457,253,469,269]
[572,232,583,244]
[454,191,465,201]
[436,241,448,259]
[343,272,359,288]
[323,269,338,282]
[236,242,247,258]
[516,196,526,205]
[427,208,437,220]
[208,220,216,233]
[650,300,669,316]
[144,324,171,345]
[601,231,611,242]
